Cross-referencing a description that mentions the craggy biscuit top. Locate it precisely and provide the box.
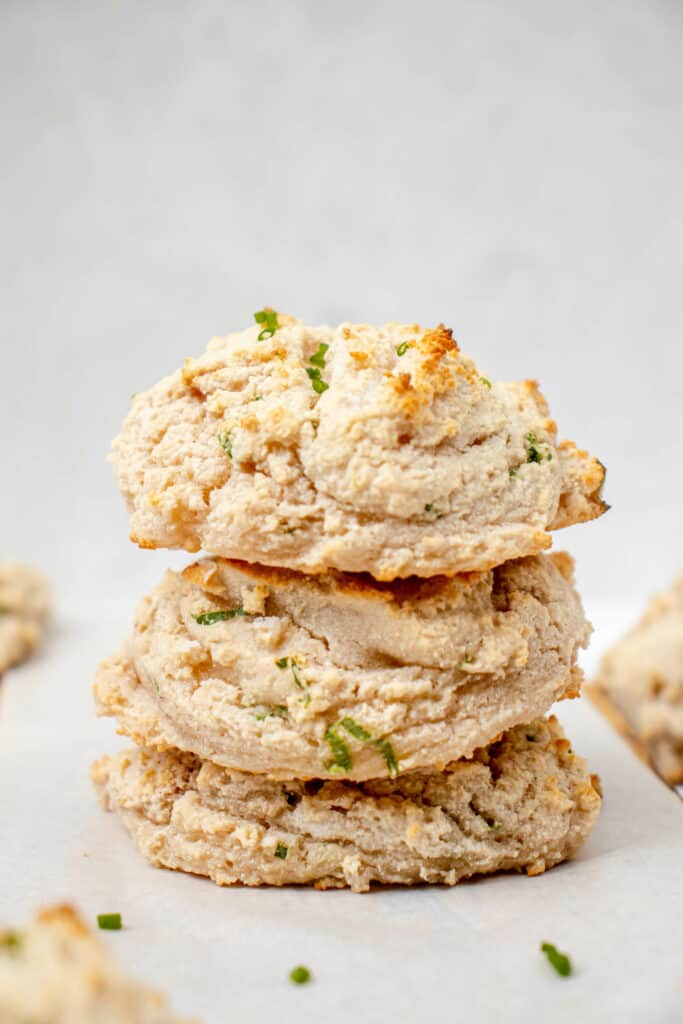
[112,315,607,578]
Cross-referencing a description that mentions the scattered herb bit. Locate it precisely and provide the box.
[97,913,122,931]
[424,503,444,518]
[254,705,288,721]
[284,789,300,807]
[250,394,263,402]
[218,429,233,458]
[324,725,353,773]
[334,716,400,778]
[305,366,329,394]
[254,307,278,340]
[509,467,518,477]
[274,842,289,859]
[194,607,248,625]
[461,653,473,665]
[275,657,310,704]
[0,931,22,953]
[480,376,492,388]
[309,342,329,368]
[541,942,572,977]
[289,965,312,985]
[396,341,409,356]
[526,432,552,464]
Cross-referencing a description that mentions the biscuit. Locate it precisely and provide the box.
[112,317,606,579]
[0,562,50,674]
[0,904,196,1023]
[94,553,590,780]
[590,573,683,784]
[92,717,601,893]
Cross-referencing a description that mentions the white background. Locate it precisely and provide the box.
[1,0,682,615]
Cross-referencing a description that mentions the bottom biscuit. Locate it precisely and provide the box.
[92,717,601,893]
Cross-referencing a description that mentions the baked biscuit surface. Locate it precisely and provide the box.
[92,717,601,893]
[591,573,683,784]
[0,905,196,1023]
[94,552,590,780]
[0,562,50,674]
[112,318,606,578]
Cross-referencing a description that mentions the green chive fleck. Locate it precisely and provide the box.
[396,341,409,356]
[324,725,353,773]
[289,965,311,985]
[255,705,288,721]
[424,503,444,518]
[340,716,399,778]
[193,607,248,625]
[254,308,279,340]
[275,657,310,704]
[218,430,233,458]
[324,717,399,777]
[275,842,289,859]
[305,366,329,394]
[526,432,552,464]
[0,931,22,953]
[309,342,329,368]
[541,942,572,977]
[97,913,122,931]
[480,376,492,388]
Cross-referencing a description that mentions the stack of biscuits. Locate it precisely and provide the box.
[92,315,607,892]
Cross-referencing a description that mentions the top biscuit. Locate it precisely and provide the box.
[112,315,606,578]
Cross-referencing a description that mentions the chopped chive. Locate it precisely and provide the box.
[289,965,311,985]
[327,716,400,778]
[526,432,552,464]
[305,366,329,394]
[541,942,572,977]
[424,502,444,518]
[274,842,289,859]
[193,607,248,625]
[480,376,492,388]
[275,657,310,704]
[309,342,329,368]
[396,341,409,356]
[254,705,288,721]
[97,913,122,931]
[254,308,279,340]
[0,931,22,953]
[324,725,353,773]
[218,430,233,458]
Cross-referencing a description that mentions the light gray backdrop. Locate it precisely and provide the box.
[2,0,681,618]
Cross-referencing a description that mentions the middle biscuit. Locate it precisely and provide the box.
[94,552,589,781]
